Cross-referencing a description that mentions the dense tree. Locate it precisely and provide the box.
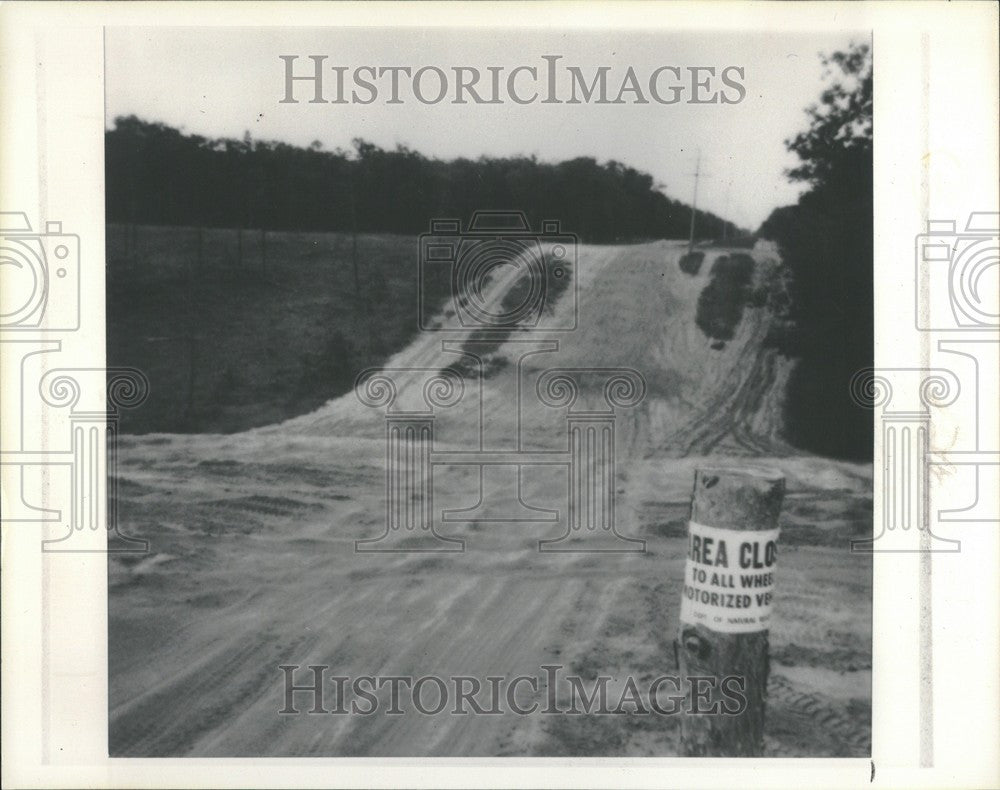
[106,116,740,243]
[759,42,873,459]
[786,46,873,190]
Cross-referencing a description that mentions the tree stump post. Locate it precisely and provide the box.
[677,466,785,756]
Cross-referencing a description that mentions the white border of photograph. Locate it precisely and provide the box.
[1,2,997,788]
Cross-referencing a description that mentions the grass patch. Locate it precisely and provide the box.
[107,224,445,434]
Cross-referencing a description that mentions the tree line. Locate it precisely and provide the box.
[759,43,873,460]
[106,115,739,243]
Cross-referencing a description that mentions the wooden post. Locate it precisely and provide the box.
[260,228,267,279]
[677,466,785,756]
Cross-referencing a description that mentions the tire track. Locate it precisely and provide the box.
[109,240,870,757]
[768,673,871,756]
[111,629,316,756]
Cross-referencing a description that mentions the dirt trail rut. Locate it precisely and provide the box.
[109,241,871,756]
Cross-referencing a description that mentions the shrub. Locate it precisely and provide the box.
[695,254,755,340]
[678,251,705,275]
[444,255,572,380]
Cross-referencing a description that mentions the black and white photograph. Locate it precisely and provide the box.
[104,27,873,757]
[2,3,998,787]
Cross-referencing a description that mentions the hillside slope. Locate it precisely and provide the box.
[271,240,792,454]
[109,240,871,757]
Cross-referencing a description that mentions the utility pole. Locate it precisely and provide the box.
[688,150,702,256]
[722,179,732,245]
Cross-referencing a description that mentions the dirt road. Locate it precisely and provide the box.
[109,241,871,756]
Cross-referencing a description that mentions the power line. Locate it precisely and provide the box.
[687,150,711,255]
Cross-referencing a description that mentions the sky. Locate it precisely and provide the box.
[106,27,866,231]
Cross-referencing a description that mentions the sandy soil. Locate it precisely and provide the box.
[109,240,872,756]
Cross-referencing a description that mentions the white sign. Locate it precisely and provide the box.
[679,521,780,633]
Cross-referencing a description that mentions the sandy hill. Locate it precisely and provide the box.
[109,240,872,757]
